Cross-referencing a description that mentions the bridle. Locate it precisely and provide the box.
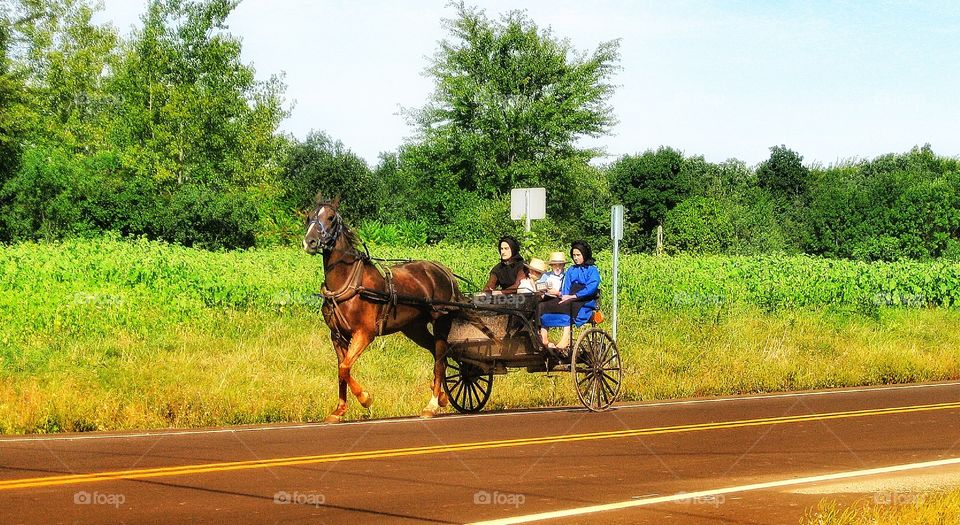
[306,204,343,251]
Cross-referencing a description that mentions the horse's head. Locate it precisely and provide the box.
[303,193,342,255]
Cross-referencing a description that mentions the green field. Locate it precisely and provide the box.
[1,237,960,434]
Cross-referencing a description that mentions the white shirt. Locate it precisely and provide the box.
[518,277,538,294]
[538,271,564,293]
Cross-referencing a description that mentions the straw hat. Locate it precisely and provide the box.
[548,251,567,265]
[526,258,549,274]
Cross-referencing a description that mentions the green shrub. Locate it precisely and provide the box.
[441,192,522,245]
[357,219,428,246]
[0,145,94,241]
[664,195,787,255]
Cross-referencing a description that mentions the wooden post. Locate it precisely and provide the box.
[655,224,664,256]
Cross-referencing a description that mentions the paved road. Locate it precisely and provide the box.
[2,381,960,524]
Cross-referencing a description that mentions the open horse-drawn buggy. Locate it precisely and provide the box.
[303,195,622,422]
[443,292,622,412]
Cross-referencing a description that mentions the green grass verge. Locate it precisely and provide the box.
[801,488,960,524]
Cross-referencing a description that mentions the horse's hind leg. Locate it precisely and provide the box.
[420,344,448,418]
[402,323,447,418]
[432,316,453,410]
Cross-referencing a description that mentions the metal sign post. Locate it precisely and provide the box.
[611,205,624,341]
[511,188,546,232]
[525,191,531,232]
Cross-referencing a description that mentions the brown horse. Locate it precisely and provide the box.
[303,194,462,422]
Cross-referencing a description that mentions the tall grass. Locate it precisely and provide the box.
[1,236,960,434]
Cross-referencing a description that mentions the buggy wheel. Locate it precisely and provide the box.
[443,356,493,413]
[571,328,622,411]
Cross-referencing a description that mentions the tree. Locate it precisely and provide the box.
[681,156,755,201]
[280,131,378,221]
[406,2,620,210]
[664,193,787,255]
[106,0,287,190]
[608,146,687,251]
[7,0,117,149]
[802,148,960,261]
[0,0,289,248]
[757,145,810,202]
[0,0,117,241]
[98,0,288,248]
[388,140,471,243]
[0,17,27,187]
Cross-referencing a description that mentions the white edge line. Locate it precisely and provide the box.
[469,457,960,525]
[2,381,958,443]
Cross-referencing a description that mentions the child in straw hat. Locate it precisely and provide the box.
[537,251,567,348]
[518,258,549,293]
[539,251,567,297]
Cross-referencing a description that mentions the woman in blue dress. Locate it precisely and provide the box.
[538,241,600,350]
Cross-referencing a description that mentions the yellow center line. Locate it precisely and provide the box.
[2,401,958,491]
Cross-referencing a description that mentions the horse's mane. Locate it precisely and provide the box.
[319,199,365,257]
[340,222,364,251]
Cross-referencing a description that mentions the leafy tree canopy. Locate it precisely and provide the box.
[757,145,810,202]
[0,17,28,181]
[280,131,377,220]
[105,0,288,189]
[407,2,620,199]
[608,146,687,240]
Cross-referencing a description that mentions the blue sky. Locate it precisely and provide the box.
[98,0,960,168]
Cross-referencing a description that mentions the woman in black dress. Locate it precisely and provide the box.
[482,235,527,294]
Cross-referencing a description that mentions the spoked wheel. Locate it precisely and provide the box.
[571,328,622,411]
[443,356,493,413]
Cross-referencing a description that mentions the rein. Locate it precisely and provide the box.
[369,255,478,292]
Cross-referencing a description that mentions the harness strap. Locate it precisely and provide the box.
[376,266,396,336]
[320,258,403,337]
[316,215,468,339]
[320,259,366,333]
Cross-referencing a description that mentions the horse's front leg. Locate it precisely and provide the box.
[338,332,373,414]
[326,339,349,423]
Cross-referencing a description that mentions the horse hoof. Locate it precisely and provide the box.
[438,392,449,407]
[420,408,437,418]
[358,392,374,408]
[324,414,343,424]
